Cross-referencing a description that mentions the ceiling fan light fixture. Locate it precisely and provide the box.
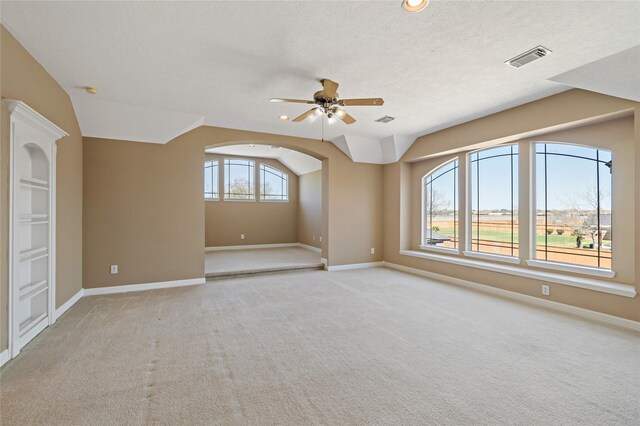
[314,107,324,117]
[278,115,289,121]
[402,0,429,13]
[327,114,336,125]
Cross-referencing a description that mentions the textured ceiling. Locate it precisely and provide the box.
[2,1,639,162]
[206,144,321,176]
[550,46,640,102]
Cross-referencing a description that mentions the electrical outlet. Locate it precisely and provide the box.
[240,234,245,240]
[110,265,118,274]
[542,284,550,296]
[371,247,375,254]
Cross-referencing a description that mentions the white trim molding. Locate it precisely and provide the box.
[0,350,9,368]
[54,289,84,321]
[205,243,298,252]
[384,262,640,332]
[84,278,206,296]
[399,249,636,298]
[462,250,521,264]
[326,262,384,272]
[419,245,460,255]
[298,243,322,253]
[526,259,615,278]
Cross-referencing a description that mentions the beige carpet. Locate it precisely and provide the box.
[205,247,322,276]
[1,268,638,425]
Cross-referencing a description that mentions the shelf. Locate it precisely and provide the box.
[19,280,48,302]
[20,176,49,190]
[20,176,48,186]
[20,219,49,225]
[19,247,48,262]
[20,214,49,224]
[19,312,47,337]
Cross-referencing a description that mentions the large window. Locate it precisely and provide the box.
[260,164,288,201]
[204,160,218,199]
[469,145,519,257]
[224,158,255,200]
[535,143,612,269]
[422,159,458,249]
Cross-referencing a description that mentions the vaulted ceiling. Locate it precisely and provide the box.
[2,1,639,163]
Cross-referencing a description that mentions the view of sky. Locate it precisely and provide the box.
[426,144,611,212]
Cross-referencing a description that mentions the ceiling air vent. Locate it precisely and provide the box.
[506,45,551,68]
[375,115,395,123]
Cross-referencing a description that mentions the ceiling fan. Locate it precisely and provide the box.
[270,79,384,125]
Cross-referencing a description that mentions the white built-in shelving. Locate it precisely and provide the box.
[4,99,67,360]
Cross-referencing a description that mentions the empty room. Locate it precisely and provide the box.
[1,1,639,425]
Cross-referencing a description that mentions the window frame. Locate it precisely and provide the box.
[414,140,616,280]
[463,144,520,265]
[204,159,219,201]
[526,141,615,278]
[259,163,289,202]
[223,158,256,201]
[420,158,460,253]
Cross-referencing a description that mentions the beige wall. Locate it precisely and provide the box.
[82,127,383,290]
[1,26,83,351]
[298,170,322,249]
[204,154,299,247]
[386,90,639,322]
[83,137,204,288]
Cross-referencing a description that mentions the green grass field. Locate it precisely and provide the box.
[436,227,582,248]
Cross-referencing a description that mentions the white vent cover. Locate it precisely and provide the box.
[506,45,552,68]
[375,115,395,123]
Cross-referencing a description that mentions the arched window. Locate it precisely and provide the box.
[204,160,218,199]
[260,164,288,201]
[422,159,458,249]
[224,158,255,199]
[468,145,519,258]
[534,143,612,269]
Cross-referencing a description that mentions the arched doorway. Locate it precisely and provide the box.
[202,142,328,278]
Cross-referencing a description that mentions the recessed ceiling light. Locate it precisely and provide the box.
[249,144,255,147]
[84,86,98,94]
[278,115,289,121]
[402,0,429,13]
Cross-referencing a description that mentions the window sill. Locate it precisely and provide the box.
[526,260,615,279]
[222,198,256,202]
[463,251,520,264]
[399,249,635,298]
[259,199,289,203]
[205,198,219,202]
[419,245,459,255]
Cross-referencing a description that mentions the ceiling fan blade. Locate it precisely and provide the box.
[334,108,356,125]
[321,79,339,98]
[339,98,384,106]
[270,98,314,104]
[292,108,318,122]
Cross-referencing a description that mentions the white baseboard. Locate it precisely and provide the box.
[0,349,9,368]
[54,289,84,321]
[84,278,206,296]
[383,262,640,333]
[205,243,298,252]
[327,261,384,272]
[297,243,322,253]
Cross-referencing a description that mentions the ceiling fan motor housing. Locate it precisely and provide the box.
[313,90,339,105]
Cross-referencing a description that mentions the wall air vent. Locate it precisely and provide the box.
[506,45,552,68]
[375,115,395,123]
